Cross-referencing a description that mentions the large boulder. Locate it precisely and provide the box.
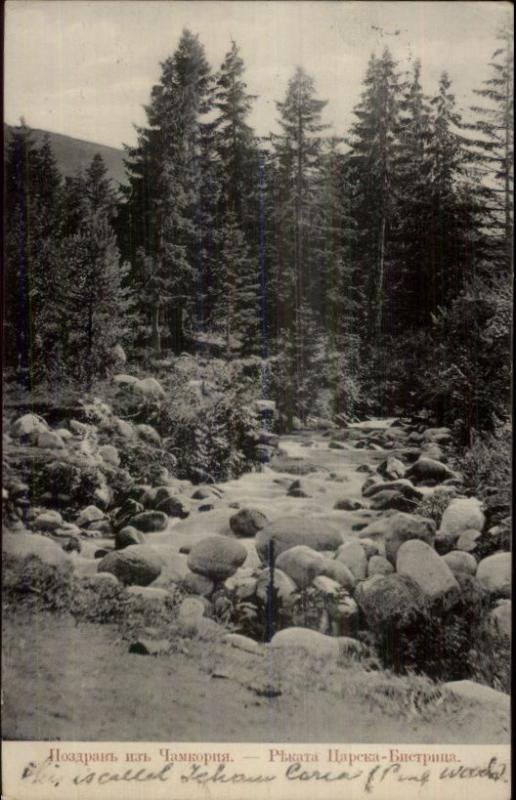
[129,511,168,533]
[355,574,425,631]
[136,424,161,446]
[363,479,423,501]
[275,546,325,589]
[444,680,510,713]
[476,553,511,598]
[3,532,71,568]
[187,535,247,581]
[442,551,477,576]
[133,377,166,400]
[229,508,269,538]
[97,545,163,586]
[439,498,485,538]
[255,517,343,563]
[405,457,456,485]
[34,510,63,532]
[377,456,405,480]
[489,600,511,639]
[270,628,363,659]
[36,430,66,449]
[76,505,106,527]
[182,571,215,597]
[255,567,298,606]
[269,628,340,659]
[99,444,120,467]
[155,495,190,519]
[10,413,49,440]
[396,540,460,605]
[360,512,436,564]
[115,526,146,549]
[456,529,482,553]
[367,555,394,578]
[335,541,367,581]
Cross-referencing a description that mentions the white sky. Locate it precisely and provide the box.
[4,0,513,149]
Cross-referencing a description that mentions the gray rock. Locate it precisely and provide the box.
[489,600,511,639]
[37,430,66,449]
[334,499,363,511]
[155,495,190,519]
[359,512,436,564]
[182,571,215,597]
[34,510,63,531]
[99,444,120,466]
[187,535,247,581]
[129,510,168,533]
[335,541,368,580]
[116,526,146,549]
[224,633,262,655]
[396,540,460,605]
[405,457,456,485]
[10,413,49,440]
[275,545,325,589]
[270,628,341,658]
[3,532,71,568]
[378,456,405,480]
[136,424,161,446]
[256,567,298,606]
[368,555,394,577]
[229,508,269,537]
[442,550,477,576]
[97,545,163,586]
[355,574,425,631]
[439,498,485,538]
[476,552,511,598]
[133,377,166,400]
[126,586,170,601]
[129,638,170,656]
[444,680,510,713]
[256,516,343,563]
[76,505,106,527]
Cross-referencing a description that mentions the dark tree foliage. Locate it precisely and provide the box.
[3,32,512,438]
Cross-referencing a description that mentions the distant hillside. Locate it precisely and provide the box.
[4,124,127,187]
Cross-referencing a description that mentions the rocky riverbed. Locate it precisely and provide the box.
[2,404,512,738]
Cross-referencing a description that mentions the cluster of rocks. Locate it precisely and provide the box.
[3,410,511,695]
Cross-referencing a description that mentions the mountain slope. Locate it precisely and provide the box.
[4,123,127,186]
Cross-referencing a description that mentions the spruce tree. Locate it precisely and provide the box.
[271,67,329,328]
[122,29,214,353]
[346,49,402,340]
[61,156,133,387]
[470,29,514,272]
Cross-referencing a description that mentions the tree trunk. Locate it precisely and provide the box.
[376,216,387,335]
[151,303,161,354]
[169,305,184,354]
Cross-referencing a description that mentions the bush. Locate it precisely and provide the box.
[2,554,184,641]
[416,489,454,527]
[460,426,511,501]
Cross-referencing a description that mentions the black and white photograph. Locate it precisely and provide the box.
[2,0,512,782]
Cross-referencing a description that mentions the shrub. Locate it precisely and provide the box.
[2,554,184,640]
[415,489,454,527]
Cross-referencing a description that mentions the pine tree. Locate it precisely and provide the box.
[391,59,433,329]
[4,125,65,384]
[121,29,214,353]
[271,67,329,330]
[470,29,514,272]
[215,214,261,357]
[61,156,134,387]
[346,49,402,339]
